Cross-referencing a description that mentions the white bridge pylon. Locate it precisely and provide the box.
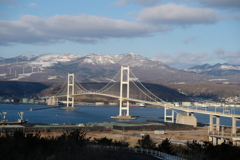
[66,73,74,108]
[119,66,130,117]
[51,65,173,119]
[63,66,135,118]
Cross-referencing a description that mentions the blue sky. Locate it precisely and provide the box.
[0,0,240,69]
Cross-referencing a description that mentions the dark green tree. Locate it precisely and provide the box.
[187,140,206,160]
[112,139,130,147]
[158,138,175,155]
[92,136,113,145]
[135,134,156,149]
[68,129,90,144]
[92,136,129,147]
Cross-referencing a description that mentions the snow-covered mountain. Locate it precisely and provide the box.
[69,52,171,70]
[0,53,239,84]
[187,63,212,72]
[0,53,81,66]
[184,63,240,77]
[29,53,81,67]
[1,52,171,69]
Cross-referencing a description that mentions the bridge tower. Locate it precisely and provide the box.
[66,73,75,108]
[164,107,174,123]
[119,66,130,116]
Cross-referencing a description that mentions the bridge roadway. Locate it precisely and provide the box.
[126,98,240,119]
[55,92,240,119]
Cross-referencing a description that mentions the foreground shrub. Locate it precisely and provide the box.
[92,136,129,147]
[186,140,240,160]
[157,138,175,155]
[135,134,156,149]
[134,135,240,160]
[0,129,131,160]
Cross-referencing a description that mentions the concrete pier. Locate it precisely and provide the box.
[47,96,57,106]
[209,115,221,134]
[176,112,197,127]
[61,107,79,110]
[209,135,240,146]
[110,115,136,119]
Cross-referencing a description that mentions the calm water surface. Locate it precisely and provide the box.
[0,104,240,126]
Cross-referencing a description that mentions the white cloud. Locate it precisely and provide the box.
[214,48,240,64]
[137,3,223,25]
[0,14,170,45]
[155,49,240,69]
[135,0,163,6]
[183,36,199,44]
[111,0,131,6]
[155,51,210,69]
[111,0,163,7]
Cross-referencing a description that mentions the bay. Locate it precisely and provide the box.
[0,104,240,127]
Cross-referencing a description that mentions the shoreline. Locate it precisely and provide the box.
[1,102,239,109]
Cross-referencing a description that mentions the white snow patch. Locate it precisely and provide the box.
[83,59,94,64]
[220,65,240,70]
[10,73,35,80]
[209,79,228,81]
[109,59,115,64]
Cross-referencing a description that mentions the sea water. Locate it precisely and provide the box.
[0,104,240,126]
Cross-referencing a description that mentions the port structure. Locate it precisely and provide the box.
[0,112,7,123]
[18,112,27,123]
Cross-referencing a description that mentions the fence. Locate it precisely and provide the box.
[89,145,186,160]
[0,126,106,134]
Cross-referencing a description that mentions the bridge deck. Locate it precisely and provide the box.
[55,93,240,119]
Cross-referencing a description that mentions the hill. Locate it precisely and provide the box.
[1,81,239,102]
[163,83,240,101]
[184,63,240,78]
[1,53,239,84]
[0,81,190,102]
[0,81,52,97]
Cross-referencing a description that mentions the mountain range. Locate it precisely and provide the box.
[0,53,239,84]
[184,63,240,78]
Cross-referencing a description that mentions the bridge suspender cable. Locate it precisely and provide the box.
[95,70,121,93]
[55,77,68,97]
[129,69,165,102]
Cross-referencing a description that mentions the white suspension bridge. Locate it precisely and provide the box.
[47,66,240,145]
